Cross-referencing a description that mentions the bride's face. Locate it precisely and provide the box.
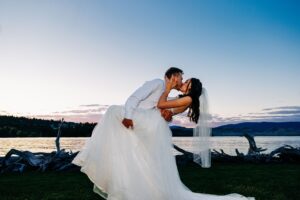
[179,79,192,94]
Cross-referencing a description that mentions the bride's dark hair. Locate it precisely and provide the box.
[179,78,202,123]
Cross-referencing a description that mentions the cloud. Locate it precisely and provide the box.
[0,110,9,115]
[24,105,110,123]
[55,107,109,114]
[262,106,300,111]
[53,105,109,115]
[57,110,94,114]
[211,105,300,127]
[79,104,104,107]
[267,110,300,115]
[251,106,300,118]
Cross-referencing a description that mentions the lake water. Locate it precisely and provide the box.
[1,136,299,157]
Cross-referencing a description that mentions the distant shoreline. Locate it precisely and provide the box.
[1,115,300,137]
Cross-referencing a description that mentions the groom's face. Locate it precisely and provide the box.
[173,73,183,90]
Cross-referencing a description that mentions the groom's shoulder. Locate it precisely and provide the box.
[144,78,164,88]
[147,78,164,85]
[140,78,164,89]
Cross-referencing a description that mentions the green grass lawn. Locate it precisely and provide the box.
[0,162,299,200]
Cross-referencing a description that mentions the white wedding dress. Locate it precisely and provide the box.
[72,105,255,200]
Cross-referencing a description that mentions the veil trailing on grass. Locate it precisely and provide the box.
[193,87,212,168]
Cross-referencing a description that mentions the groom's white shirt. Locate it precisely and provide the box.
[124,78,165,119]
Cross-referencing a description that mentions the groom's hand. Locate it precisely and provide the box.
[160,109,173,122]
[122,118,134,129]
[165,75,178,91]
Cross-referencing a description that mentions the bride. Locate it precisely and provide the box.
[72,74,255,200]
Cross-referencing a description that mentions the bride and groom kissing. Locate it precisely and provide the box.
[121,67,198,129]
[72,67,255,200]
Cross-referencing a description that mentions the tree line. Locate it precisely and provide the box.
[0,115,96,137]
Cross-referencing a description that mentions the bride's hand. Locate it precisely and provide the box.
[160,109,173,122]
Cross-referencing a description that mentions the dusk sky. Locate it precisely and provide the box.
[0,0,300,127]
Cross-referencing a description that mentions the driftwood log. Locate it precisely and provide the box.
[1,125,300,173]
[0,119,80,173]
[55,118,64,153]
[244,133,267,154]
[175,133,300,165]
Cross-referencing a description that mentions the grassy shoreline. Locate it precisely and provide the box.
[0,162,299,200]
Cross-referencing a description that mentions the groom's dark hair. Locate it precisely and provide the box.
[165,67,183,78]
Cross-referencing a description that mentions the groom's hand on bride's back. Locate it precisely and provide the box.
[122,118,134,129]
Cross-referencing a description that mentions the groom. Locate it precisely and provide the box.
[122,67,183,129]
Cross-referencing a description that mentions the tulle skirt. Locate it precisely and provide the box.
[72,105,255,200]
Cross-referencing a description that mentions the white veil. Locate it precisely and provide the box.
[193,87,212,168]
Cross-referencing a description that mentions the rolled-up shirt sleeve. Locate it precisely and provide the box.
[124,79,161,119]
